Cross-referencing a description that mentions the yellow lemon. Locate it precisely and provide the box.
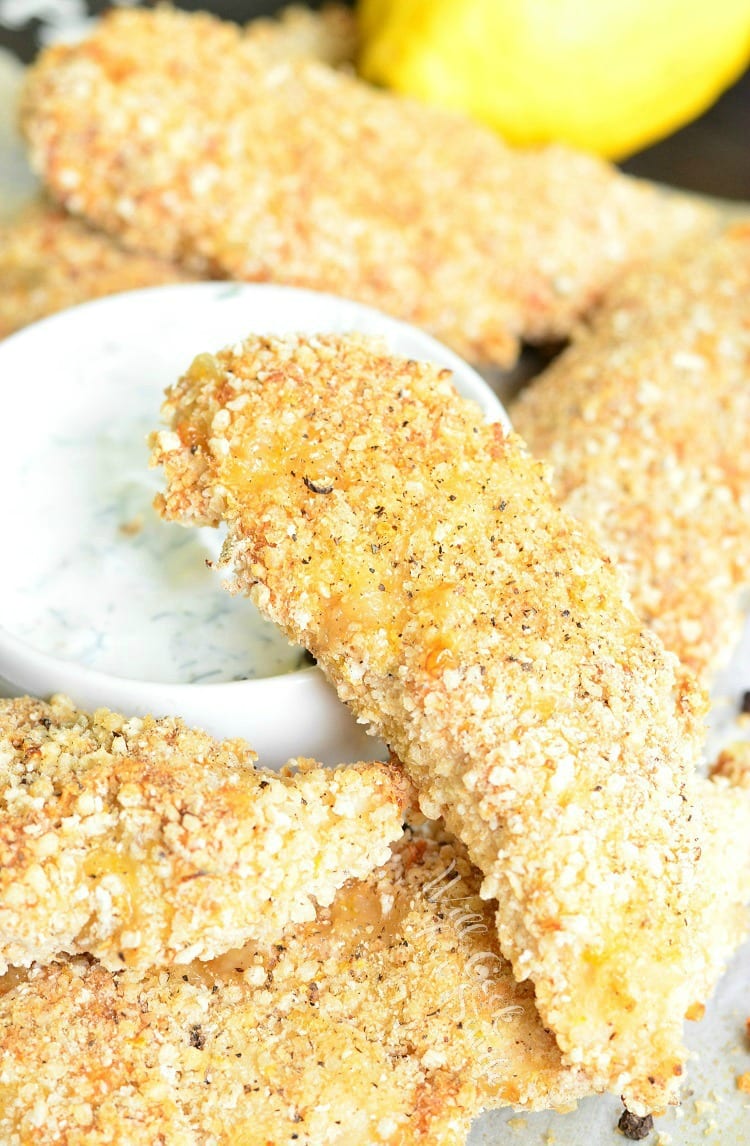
[357,0,750,158]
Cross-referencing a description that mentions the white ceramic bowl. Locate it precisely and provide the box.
[0,282,509,767]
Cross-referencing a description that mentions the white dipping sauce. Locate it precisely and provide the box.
[0,283,504,695]
[4,410,306,683]
[5,405,306,683]
[0,296,315,684]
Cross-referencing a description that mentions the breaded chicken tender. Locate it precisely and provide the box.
[21,7,711,366]
[0,784,746,1144]
[0,7,359,340]
[151,333,708,1111]
[0,695,412,975]
[0,201,193,340]
[512,226,750,682]
[0,827,591,1145]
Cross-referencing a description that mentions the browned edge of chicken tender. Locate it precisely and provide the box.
[243,2,358,66]
[511,225,750,684]
[20,6,713,366]
[150,332,709,1113]
[0,200,195,339]
[0,694,412,975]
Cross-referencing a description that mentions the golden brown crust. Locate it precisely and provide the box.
[511,226,750,683]
[0,694,412,975]
[151,332,708,1111]
[20,7,711,366]
[0,827,590,1145]
[710,740,750,789]
[0,6,358,341]
[243,2,358,67]
[1,779,746,1143]
[0,201,194,339]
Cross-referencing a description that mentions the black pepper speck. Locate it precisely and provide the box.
[617,1109,653,1140]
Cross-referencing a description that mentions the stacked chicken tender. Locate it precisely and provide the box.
[7,6,712,354]
[0,4,356,339]
[0,695,597,1143]
[2,691,749,1144]
[512,226,750,684]
[3,5,750,1145]
[0,695,413,975]
[0,202,195,339]
[151,331,750,1119]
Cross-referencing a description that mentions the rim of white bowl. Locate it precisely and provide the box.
[0,621,321,696]
[0,281,510,695]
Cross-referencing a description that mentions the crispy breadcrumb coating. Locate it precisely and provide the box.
[511,226,750,683]
[710,740,750,789]
[1,779,746,1143]
[243,2,358,66]
[0,694,412,975]
[0,826,590,1145]
[151,332,708,1112]
[20,7,711,366]
[0,201,193,339]
[0,7,359,340]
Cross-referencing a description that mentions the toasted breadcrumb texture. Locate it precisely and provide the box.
[151,332,708,1112]
[0,8,357,341]
[511,227,750,683]
[0,785,745,1144]
[0,201,194,340]
[0,827,590,1145]
[21,7,712,367]
[710,740,750,789]
[243,2,358,66]
[0,694,412,975]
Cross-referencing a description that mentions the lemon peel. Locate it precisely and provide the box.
[357,0,750,159]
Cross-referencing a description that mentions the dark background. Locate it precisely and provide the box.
[2,0,748,201]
